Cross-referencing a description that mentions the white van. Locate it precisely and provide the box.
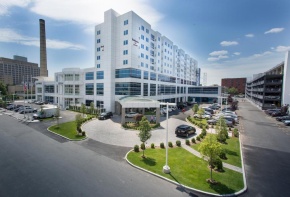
[33,106,58,119]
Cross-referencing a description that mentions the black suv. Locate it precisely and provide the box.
[98,112,113,120]
[175,125,196,137]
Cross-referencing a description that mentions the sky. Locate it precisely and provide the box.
[0,0,290,85]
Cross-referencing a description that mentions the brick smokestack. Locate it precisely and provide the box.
[39,19,48,77]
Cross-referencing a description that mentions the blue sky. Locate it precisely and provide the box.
[0,0,290,85]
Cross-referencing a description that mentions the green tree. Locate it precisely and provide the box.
[89,102,95,115]
[192,104,199,114]
[0,82,7,96]
[215,116,228,143]
[75,114,82,134]
[198,134,222,183]
[197,107,205,118]
[228,87,239,95]
[138,116,152,157]
[80,103,86,117]
[55,106,60,128]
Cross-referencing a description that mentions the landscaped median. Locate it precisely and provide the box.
[126,147,244,195]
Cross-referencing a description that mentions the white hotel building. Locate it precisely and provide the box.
[35,9,221,113]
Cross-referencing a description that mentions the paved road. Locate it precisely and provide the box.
[238,100,290,197]
[0,113,202,197]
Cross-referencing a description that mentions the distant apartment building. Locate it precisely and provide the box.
[0,55,40,85]
[221,77,246,94]
[245,51,290,109]
[35,9,222,112]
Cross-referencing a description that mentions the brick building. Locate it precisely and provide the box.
[221,78,246,94]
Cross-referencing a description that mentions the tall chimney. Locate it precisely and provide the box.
[39,19,48,77]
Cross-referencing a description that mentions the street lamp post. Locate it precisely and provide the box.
[12,94,15,114]
[160,101,176,174]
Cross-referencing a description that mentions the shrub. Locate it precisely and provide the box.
[196,136,201,141]
[211,124,214,128]
[205,124,209,129]
[140,143,145,150]
[134,145,139,152]
[168,141,173,148]
[214,158,223,171]
[191,138,196,144]
[201,128,207,136]
[199,134,204,139]
[228,127,232,131]
[176,140,181,147]
[186,139,190,145]
[219,149,227,159]
[82,131,86,136]
[233,128,239,137]
[160,142,165,149]
[151,143,155,149]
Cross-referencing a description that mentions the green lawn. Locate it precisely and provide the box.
[127,148,244,195]
[191,136,241,167]
[49,121,86,140]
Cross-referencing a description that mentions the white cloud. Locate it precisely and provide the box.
[28,0,163,28]
[220,41,239,46]
[0,0,31,15]
[245,34,254,38]
[0,28,85,50]
[252,51,272,58]
[207,55,228,62]
[274,45,290,52]
[209,50,228,56]
[264,28,284,34]
[233,52,240,55]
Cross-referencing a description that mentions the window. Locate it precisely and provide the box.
[96,100,103,108]
[115,82,141,95]
[150,72,156,81]
[85,72,94,80]
[123,50,128,55]
[97,30,101,35]
[141,26,144,31]
[64,74,73,81]
[146,55,148,59]
[44,85,54,93]
[124,30,128,35]
[85,83,94,95]
[158,37,160,41]
[146,46,149,51]
[96,83,104,95]
[96,64,100,68]
[143,83,148,96]
[124,20,128,25]
[85,100,94,107]
[143,71,148,79]
[141,44,144,49]
[141,53,144,58]
[141,62,144,67]
[97,47,101,52]
[64,85,73,95]
[97,39,101,43]
[75,74,79,81]
[141,35,144,40]
[96,71,104,79]
[123,60,128,65]
[146,29,149,33]
[97,56,101,60]
[146,38,149,42]
[115,68,141,79]
[37,87,42,93]
[75,85,80,95]
[150,84,156,96]
[123,40,128,45]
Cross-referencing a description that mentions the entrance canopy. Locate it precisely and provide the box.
[117,96,161,124]
[118,96,160,108]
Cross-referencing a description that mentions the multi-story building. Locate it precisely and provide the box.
[245,51,290,109]
[221,77,246,94]
[0,55,40,85]
[35,9,221,113]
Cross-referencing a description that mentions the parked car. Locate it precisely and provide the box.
[271,111,285,117]
[193,113,211,119]
[19,107,37,114]
[98,112,113,120]
[162,107,172,112]
[276,116,290,122]
[175,125,196,137]
[265,109,280,115]
[207,118,234,127]
[283,120,290,126]
[209,105,220,110]
[202,107,214,114]
[6,104,16,110]
[14,105,28,112]
[125,112,139,118]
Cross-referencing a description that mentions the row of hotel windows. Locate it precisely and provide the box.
[39,83,215,97]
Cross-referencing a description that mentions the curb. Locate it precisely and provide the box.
[125,149,246,197]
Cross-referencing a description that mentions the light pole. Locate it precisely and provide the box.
[12,94,15,114]
[160,101,176,174]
